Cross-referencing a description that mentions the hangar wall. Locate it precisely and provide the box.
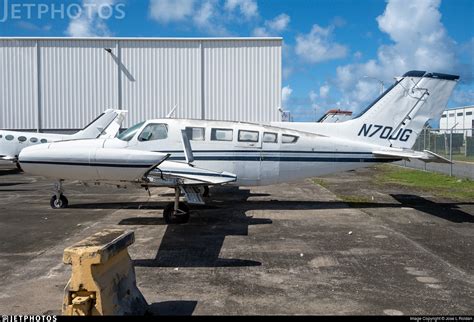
[0,37,282,131]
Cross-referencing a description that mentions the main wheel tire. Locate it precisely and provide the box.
[50,194,69,209]
[163,202,190,224]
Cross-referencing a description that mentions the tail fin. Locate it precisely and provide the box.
[342,71,459,149]
[69,109,125,140]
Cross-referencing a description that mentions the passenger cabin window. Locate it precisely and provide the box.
[30,137,38,143]
[6,135,14,141]
[263,132,278,143]
[449,113,455,117]
[238,130,259,142]
[441,115,447,118]
[467,112,473,116]
[211,128,233,141]
[0,135,2,139]
[185,127,205,141]
[40,139,48,143]
[457,113,463,116]
[18,136,27,142]
[282,134,298,144]
[138,123,168,142]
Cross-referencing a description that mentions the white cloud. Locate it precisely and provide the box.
[252,13,290,37]
[149,0,195,24]
[282,85,293,108]
[224,0,258,20]
[148,0,261,36]
[66,0,116,37]
[319,84,330,99]
[295,24,348,63]
[330,0,468,113]
[267,13,290,32]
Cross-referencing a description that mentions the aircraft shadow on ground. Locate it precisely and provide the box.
[126,187,272,268]
[148,300,197,316]
[0,182,28,187]
[76,187,473,268]
[0,169,21,176]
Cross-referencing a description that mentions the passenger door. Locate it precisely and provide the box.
[234,127,262,183]
[260,131,280,184]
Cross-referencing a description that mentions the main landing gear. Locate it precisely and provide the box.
[50,181,69,209]
[163,187,190,224]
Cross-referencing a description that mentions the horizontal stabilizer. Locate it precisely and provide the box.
[150,161,237,185]
[373,149,452,164]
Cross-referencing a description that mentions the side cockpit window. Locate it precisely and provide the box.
[6,135,14,141]
[138,123,168,142]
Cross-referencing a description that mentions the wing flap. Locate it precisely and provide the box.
[149,161,237,185]
[373,149,452,164]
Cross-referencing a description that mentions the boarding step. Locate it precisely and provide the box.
[181,186,205,205]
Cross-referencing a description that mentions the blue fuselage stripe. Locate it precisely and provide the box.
[167,156,399,162]
[20,160,153,168]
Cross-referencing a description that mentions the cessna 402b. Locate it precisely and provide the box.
[19,71,459,224]
[0,109,127,169]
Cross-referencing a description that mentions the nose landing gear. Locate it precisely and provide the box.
[50,180,69,209]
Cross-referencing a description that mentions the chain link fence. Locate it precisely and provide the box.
[398,127,474,179]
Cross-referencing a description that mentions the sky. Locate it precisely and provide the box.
[1,0,473,121]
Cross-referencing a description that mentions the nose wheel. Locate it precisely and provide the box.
[163,187,190,224]
[50,194,69,209]
[50,180,68,209]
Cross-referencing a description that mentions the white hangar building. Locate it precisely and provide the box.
[440,105,474,136]
[0,37,282,131]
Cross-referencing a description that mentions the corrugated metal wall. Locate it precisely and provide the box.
[0,40,38,129]
[40,39,119,129]
[0,38,282,131]
[121,40,202,127]
[203,39,281,123]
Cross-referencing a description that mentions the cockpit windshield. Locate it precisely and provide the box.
[117,121,145,141]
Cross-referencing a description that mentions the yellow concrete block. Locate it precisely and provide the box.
[62,229,148,315]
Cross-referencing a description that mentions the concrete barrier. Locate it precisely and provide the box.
[62,229,148,315]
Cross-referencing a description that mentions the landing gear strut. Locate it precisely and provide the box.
[163,187,190,224]
[15,162,23,172]
[50,181,69,209]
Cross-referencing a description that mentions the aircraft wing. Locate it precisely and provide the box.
[148,160,237,185]
[373,149,452,164]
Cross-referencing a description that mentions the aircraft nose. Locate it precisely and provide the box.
[18,143,50,162]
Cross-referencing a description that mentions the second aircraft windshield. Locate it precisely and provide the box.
[117,121,145,141]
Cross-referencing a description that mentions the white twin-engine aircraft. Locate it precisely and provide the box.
[19,71,459,224]
[0,109,127,169]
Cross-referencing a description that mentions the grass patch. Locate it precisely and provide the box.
[374,164,474,200]
[311,178,330,189]
[452,155,474,163]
